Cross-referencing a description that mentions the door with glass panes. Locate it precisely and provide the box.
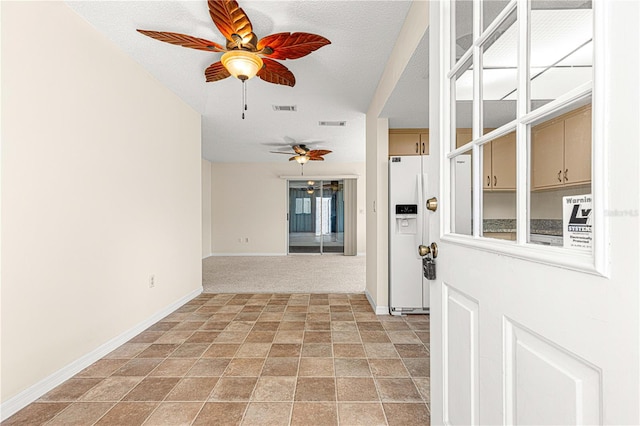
[287,180,344,254]
[428,0,640,424]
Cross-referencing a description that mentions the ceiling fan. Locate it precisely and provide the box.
[270,144,332,163]
[298,180,341,195]
[137,0,331,88]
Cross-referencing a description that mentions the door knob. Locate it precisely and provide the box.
[426,197,438,212]
[418,242,438,258]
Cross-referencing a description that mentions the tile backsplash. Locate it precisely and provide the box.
[482,184,590,237]
[482,219,563,236]
[483,185,590,221]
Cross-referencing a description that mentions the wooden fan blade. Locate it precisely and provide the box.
[257,58,296,87]
[293,145,308,155]
[208,0,255,45]
[308,149,332,156]
[270,151,295,155]
[258,32,331,60]
[137,30,225,52]
[205,61,231,82]
[309,157,325,161]
[288,156,299,162]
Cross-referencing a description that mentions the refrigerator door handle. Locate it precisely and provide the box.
[415,174,423,256]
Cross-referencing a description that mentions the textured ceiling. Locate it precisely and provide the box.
[67,1,414,163]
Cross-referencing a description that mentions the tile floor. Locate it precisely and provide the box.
[3,293,430,425]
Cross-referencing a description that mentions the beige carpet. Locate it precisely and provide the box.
[203,255,366,294]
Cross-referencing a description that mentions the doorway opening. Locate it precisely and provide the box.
[288,180,344,254]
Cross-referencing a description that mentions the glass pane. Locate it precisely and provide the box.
[453,0,473,64]
[529,100,592,253]
[451,149,473,235]
[530,0,593,111]
[483,0,510,31]
[288,180,321,254]
[481,10,517,134]
[453,57,473,150]
[321,181,344,254]
[481,131,516,241]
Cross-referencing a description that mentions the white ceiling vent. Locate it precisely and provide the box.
[272,105,297,112]
[318,121,347,127]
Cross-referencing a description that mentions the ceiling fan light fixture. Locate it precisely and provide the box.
[294,155,310,164]
[221,50,263,80]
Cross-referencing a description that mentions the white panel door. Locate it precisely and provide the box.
[427,1,640,425]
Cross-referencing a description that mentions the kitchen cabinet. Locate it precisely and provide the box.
[455,128,515,191]
[531,104,591,190]
[456,128,472,148]
[456,128,497,148]
[389,129,429,156]
[483,131,516,190]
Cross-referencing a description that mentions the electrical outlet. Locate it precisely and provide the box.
[149,275,155,288]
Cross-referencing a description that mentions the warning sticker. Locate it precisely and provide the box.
[563,194,593,251]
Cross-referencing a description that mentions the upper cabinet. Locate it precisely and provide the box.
[483,131,516,191]
[457,128,516,191]
[531,104,592,190]
[456,129,473,148]
[389,129,429,156]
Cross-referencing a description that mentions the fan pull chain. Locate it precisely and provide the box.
[241,80,246,120]
[240,79,249,120]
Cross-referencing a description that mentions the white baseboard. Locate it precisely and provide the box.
[376,305,390,315]
[209,253,286,257]
[210,253,365,257]
[0,287,203,422]
[365,289,389,316]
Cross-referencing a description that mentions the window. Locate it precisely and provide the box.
[445,0,598,268]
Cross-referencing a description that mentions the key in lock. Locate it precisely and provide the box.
[423,256,436,280]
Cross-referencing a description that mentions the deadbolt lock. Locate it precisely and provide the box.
[426,197,438,212]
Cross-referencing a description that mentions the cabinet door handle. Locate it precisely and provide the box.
[564,169,568,181]
[494,176,497,187]
[557,170,562,182]
[422,142,425,154]
[415,142,419,154]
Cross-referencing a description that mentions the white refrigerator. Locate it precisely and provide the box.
[388,156,430,315]
[389,154,471,315]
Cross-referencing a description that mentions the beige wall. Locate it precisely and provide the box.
[202,159,213,257]
[530,185,591,220]
[210,162,366,255]
[483,185,591,220]
[1,1,202,404]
